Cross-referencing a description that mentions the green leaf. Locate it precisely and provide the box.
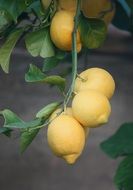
[0,0,33,22]
[43,50,66,72]
[5,118,42,129]
[114,156,133,190]
[36,102,61,119]
[112,1,131,32]
[25,64,66,91]
[25,27,55,58]
[0,127,11,137]
[0,109,22,136]
[0,29,23,73]
[126,0,133,11]
[100,123,133,159]
[0,109,23,124]
[20,128,39,153]
[79,14,107,49]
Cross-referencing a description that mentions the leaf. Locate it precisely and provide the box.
[43,50,66,72]
[100,123,133,159]
[25,27,55,58]
[20,128,39,153]
[25,64,66,91]
[79,14,107,49]
[0,29,23,73]
[0,109,22,136]
[5,118,42,129]
[0,0,33,22]
[0,127,11,137]
[112,1,131,31]
[126,0,133,11]
[114,156,133,190]
[36,102,61,119]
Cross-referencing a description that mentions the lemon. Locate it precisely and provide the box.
[50,10,82,52]
[81,0,115,25]
[72,90,111,128]
[47,114,85,164]
[50,107,89,138]
[74,68,115,99]
[58,0,77,12]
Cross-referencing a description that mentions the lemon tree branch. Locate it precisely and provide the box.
[64,0,81,109]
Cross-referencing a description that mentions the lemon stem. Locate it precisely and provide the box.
[63,0,81,109]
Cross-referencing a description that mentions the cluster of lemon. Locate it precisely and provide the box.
[48,0,115,52]
[47,68,115,164]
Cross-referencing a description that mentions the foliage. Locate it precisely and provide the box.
[101,123,133,190]
[0,0,133,186]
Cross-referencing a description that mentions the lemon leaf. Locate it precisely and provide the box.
[0,29,23,73]
[114,156,133,190]
[79,14,107,49]
[36,102,61,119]
[25,64,66,91]
[20,128,40,154]
[0,0,33,22]
[25,27,55,58]
[101,123,133,159]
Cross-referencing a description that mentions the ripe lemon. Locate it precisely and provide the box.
[72,90,111,127]
[81,0,115,24]
[50,10,82,52]
[47,114,85,164]
[58,0,77,12]
[50,107,89,138]
[41,0,52,9]
[74,68,115,99]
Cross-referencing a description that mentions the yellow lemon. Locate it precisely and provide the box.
[50,10,82,52]
[81,0,115,25]
[72,90,111,128]
[58,0,77,12]
[50,107,89,138]
[74,68,115,99]
[41,0,52,9]
[47,114,85,164]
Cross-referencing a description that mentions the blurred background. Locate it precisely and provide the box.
[0,25,133,190]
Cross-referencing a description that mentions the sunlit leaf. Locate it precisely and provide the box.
[25,27,55,58]
[36,102,61,119]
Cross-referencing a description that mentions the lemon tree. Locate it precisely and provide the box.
[0,0,133,187]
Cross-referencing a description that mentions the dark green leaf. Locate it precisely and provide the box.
[100,123,133,159]
[126,0,133,11]
[25,27,55,58]
[43,50,66,72]
[25,64,66,91]
[0,127,11,137]
[112,1,131,31]
[0,0,33,22]
[114,156,133,190]
[0,29,23,73]
[79,14,107,49]
[36,102,61,119]
[20,128,39,153]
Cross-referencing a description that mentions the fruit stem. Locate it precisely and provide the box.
[63,0,81,109]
